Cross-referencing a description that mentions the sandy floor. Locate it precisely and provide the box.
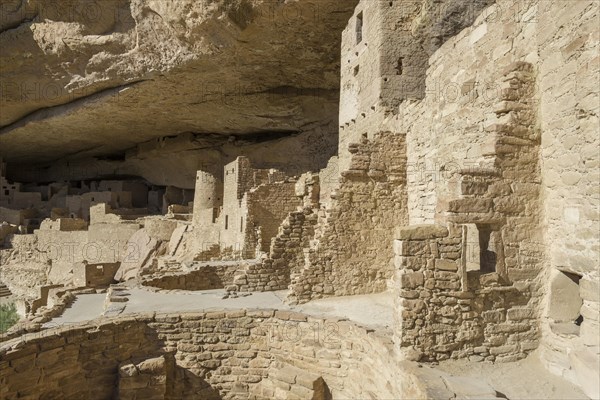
[46,288,394,329]
[436,353,588,399]
[296,291,393,328]
[43,293,106,328]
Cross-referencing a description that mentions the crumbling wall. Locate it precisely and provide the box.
[318,157,339,210]
[0,217,141,293]
[39,218,87,232]
[288,132,407,303]
[245,181,302,257]
[189,157,299,261]
[140,263,239,290]
[235,208,318,292]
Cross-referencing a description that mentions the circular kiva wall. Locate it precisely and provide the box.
[0,310,426,400]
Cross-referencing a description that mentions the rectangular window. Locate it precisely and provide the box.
[240,217,244,232]
[225,215,228,230]
[464,224,502,275]
[478,227,496,274]
[356,12,363,44]
[396,57,403,75]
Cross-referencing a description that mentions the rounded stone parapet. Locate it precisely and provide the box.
[0,309,424,400]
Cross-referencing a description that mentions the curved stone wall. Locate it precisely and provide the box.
[0,310,426,400]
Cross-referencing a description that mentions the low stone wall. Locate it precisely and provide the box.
[0,310,426,400]
[140,263,240,291]
[0,287,97,342]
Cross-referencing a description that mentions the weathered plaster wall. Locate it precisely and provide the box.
[538,1,599,277]
[536,2,599,398]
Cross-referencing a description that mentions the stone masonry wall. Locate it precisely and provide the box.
[393,224,539,362]
[388,2,597,394]
[535,2,599,396]
[339,0,383,132]
[233,208,318,293]
[140,263,240,291]
[537,0,599,279]
[0,311,427,400]
[244,181,302,258]
[338,0,426,172]
[401,0,541,227]
[392,2,546,363]
[288,132,407,303]
[1,319,161,399]
[0,221,141,299]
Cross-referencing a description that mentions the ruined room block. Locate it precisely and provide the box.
[73,262,120,288]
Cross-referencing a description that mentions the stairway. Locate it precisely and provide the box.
[0,282,12,298]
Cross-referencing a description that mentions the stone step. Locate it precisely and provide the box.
[0,283,12,298]
[569,349,600,399]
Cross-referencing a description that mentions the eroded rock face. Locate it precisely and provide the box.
[0,0,356,163]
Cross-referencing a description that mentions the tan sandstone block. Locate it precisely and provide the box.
[399,272,424,289]
[580,277,599,302]
[395,224,449,240]
[435,259,458,271]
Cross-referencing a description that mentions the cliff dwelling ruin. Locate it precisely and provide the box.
[0,0,598,399]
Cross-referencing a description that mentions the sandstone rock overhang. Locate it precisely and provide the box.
[0,0,357,163]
